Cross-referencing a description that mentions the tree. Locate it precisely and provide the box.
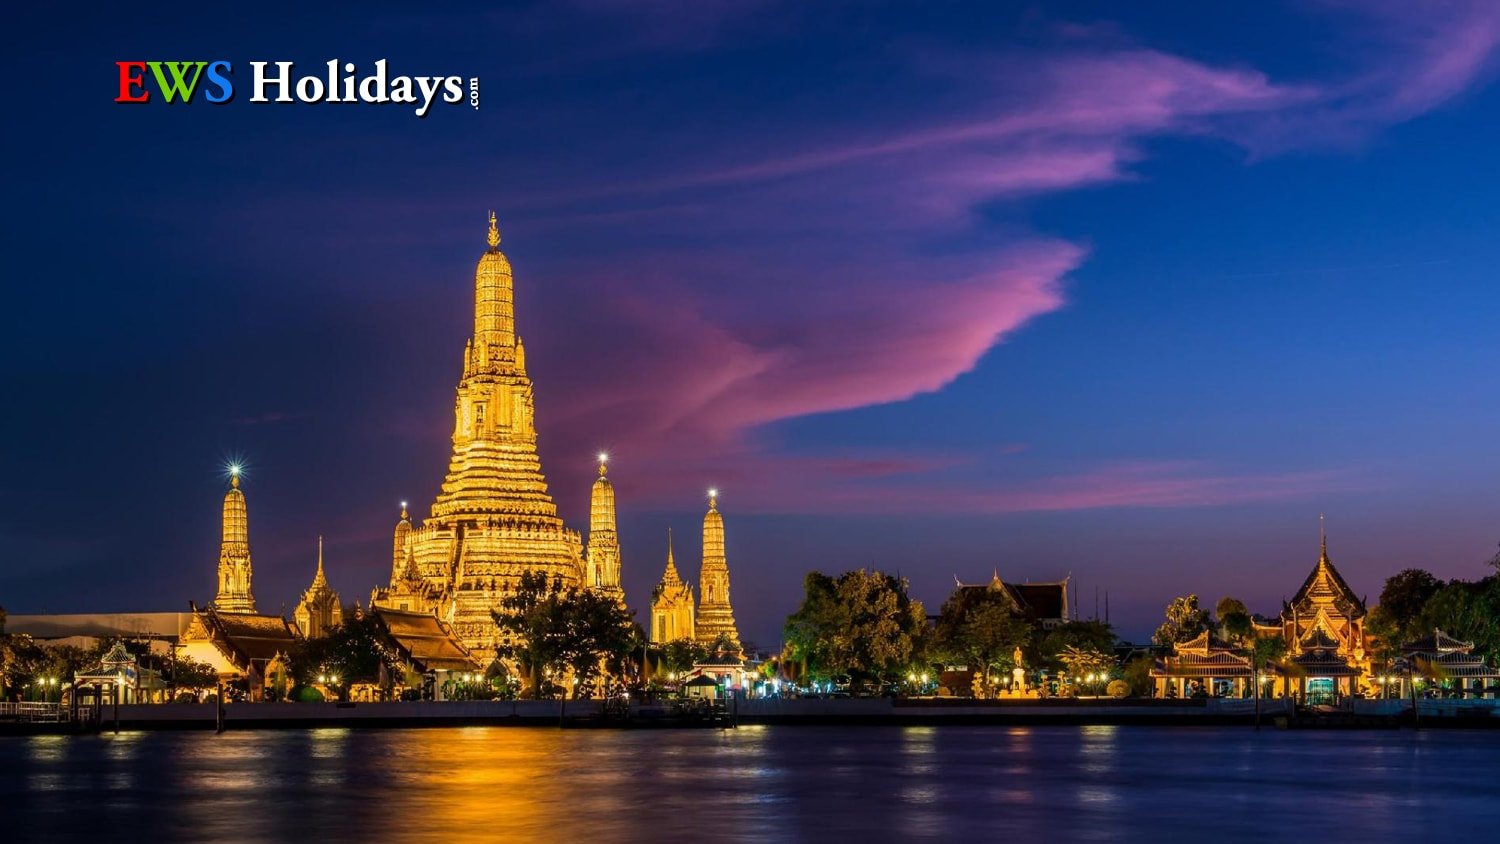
[1220,611,1254,646]
[561,587,638,699]
[493,571,573,698]
[783,569,926,689]
[291,614,400,700]
[492,570,641,699]
[168,656,220,691]
[1059,646,1114,695]
[1215,597,1249,621]
[934,587,1032,698]
[1035,621,1116,672]
[658,639,708,678]
[1154,595,1210,647]
[1123,654,1155,697]
[1418,577,1500,662]
[1367,569,1443,656]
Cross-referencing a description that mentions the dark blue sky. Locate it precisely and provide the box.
[3,1,1498,647]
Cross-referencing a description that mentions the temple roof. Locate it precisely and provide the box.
[188,606,299,668]
[956,572,1069,622]
[1403,628,1474,656]
[1287,536,1366,617]
[373,608,479,672]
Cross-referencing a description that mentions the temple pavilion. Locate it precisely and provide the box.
[1396,629,1500,699]
[1153,529,1373,703]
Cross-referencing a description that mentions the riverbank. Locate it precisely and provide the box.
[12,696,1499,733]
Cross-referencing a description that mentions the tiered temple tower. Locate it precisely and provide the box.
[294,536,342,639]
[397,214,586,653]
[693,491,740,648]
[585,455,625,604]
[212,468,256,612]
[650,530,696,643]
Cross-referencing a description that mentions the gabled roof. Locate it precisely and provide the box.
[187,606,299,669]
[956,571,1069,621]
[1403,628,1474,656]
[1288,538,1366,617]
[373,607,479,672]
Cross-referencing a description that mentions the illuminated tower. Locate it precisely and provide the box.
[294,536,342,639]
[694,490,740,648]
[404,213,585,652]
[212,467,256,613]
[390,502,412,586]
[650,529,695,643]
[585,454,625,604]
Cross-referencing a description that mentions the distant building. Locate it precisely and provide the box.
[293,537,341,639]
[650,530,696,643]
[949,571,1071,630]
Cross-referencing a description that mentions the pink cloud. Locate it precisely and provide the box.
[451,3,1497,516]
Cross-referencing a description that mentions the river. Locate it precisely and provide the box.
[3,726,1496,841]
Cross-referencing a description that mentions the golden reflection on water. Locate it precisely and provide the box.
[9,726,1499,841]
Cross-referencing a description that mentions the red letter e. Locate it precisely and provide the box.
[115,61,149,103]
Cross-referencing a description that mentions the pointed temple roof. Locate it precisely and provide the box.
[659,528,684,587]
[955,570,1070,622]
[1288,533,1366,617]
[308,536,332,594]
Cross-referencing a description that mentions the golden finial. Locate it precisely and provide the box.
[400,501,409,520]
[1319,513,1327,560]
[708,488,718,510]
[598,452,609,477]
[228,463,241,489]
[317,535,325,575]
[487,210,500,249]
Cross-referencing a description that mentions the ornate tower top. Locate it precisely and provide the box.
[311,536,330,591]
[586,451,624,600]
[390,502,412,587]
[695,488,739,648]
[487,210,501,249]
[660,527,683,586]
[213,466,256,613]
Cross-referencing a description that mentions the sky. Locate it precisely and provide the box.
[3,1,1499,648]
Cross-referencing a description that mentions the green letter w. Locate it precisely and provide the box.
[147,61,207,103]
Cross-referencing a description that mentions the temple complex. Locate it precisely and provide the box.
[376,215,620,654]
[1153,528,1374,702]
[650,530,696,643]
[293,537,342,639]
[212,467,256,612]
[694,491,740,648]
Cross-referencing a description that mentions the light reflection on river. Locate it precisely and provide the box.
[3,726,1497,841]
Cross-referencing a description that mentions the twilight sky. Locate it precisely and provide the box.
[3,1,1499,647]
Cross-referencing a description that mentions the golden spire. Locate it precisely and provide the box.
[213,464,255,613]
[695,487,738,648]
[587,452,624,601]
[390,502,412,588]
[487,210,500,249]
[662,527,680,582]
[313,535,328,588]
[1319,513,1328,563]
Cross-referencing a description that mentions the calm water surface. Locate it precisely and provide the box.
[3,726,1497,842]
